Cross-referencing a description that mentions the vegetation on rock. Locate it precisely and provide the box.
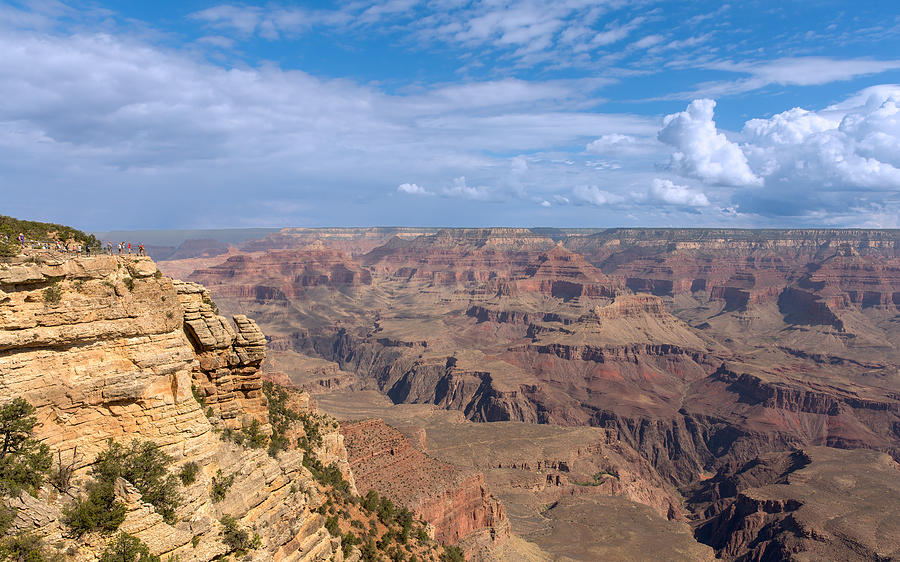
[0,398,52,496]
[0,214,99,257]
[219,514,261,556]
[0,531,62,562]
[64,439,180,535]
[210,469,234,503]
[99,533,160,562]
[177,462,199,486]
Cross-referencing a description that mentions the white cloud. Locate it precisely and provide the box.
[686,57,900,98]
[572,185,623,206]
[632,34,664,49]
[586,133,660,156]
[442,176,493,200]
[540,200,551,207]
[397,183,431,195]
[655,89,900,217]
[648,178,709,206]
[658,99,761,186]
[510,155,529,174]
[740,94,900,191]
[743,108,837,146]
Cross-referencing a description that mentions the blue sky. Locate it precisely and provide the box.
[2,1,900,229]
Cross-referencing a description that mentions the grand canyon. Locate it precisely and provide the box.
[136,226,899,560]
[4,223,900,560]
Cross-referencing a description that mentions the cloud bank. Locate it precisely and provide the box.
[657,87,900,219]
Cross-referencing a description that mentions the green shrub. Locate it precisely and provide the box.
[441,545,465,562]
[324,515,340,537]
[0,504,14,535]
[0,397,52,496]
[201,295,219,315]
[303,455,350,494]
[0,531,62,562]
[262,381,300,456]
[64,439,179,535]
[0,214,100,259]
[190,385,205,407]
[376,529,393,550]
[341,531,361,556]
[123,277,135,292]
[93,440,180,523]
[210,469,234,503]
[63,476,127,536]
[242,419,268,449]
[219,515,260,555]
[99,533,160,562]
[42,284,62,305]
[362,490,380,512]
[178,462,199,486]
[377,496,395,526]
[360,538,379,562]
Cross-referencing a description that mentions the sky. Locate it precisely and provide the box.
[2,1,900,229]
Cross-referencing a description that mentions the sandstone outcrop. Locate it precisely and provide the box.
[176,280,269,429]
[0,254,348,560]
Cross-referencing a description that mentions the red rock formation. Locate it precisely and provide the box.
[188,245,372,300]
[341,419,510,548]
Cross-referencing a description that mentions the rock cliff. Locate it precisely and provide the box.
[0,254,350,560]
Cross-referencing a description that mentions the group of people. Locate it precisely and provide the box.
[110,241,146,256]
[13,233,145,257]
[15,234,91,254]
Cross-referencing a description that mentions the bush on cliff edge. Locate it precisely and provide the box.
[64,439,181,535]
[0,397,52,496]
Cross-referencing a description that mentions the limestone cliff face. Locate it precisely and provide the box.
[0,255,349,561]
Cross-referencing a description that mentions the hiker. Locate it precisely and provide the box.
[17,233,24,247]
[127,242,131,254]
[138,243,145,256]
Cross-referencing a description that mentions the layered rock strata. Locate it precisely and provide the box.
[176,280,269,429]
[341,418,510,557]
[0,255,347,560]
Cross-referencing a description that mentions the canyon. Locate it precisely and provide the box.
[154,227,900,560]
[0,248,496,561]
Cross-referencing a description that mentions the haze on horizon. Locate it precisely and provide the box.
[2,0,900,231]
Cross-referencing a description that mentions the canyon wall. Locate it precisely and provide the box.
[0,254,347,560]
[341,419,510,558]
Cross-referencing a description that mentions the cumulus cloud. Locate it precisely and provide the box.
[442,176,493,200]
[658,99,762,186]
[397,183,431,195]
[573,185,623,206]
[657,89,900,217]
[648,178,709,207]
[741,93,900,191]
